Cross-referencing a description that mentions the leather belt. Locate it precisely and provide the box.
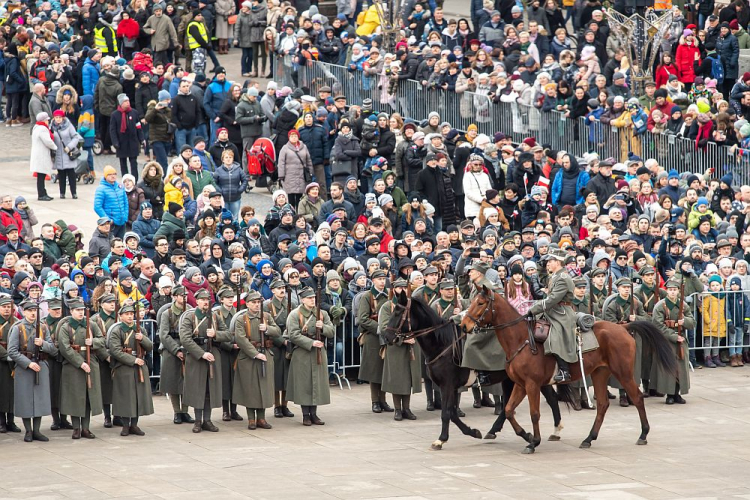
[192,337,207,346]
[251,340,274,349]
[559,301,573,307]
[664,320,677,328]
[122,347,134,354]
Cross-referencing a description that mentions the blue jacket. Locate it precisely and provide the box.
[94,178,129,226]
[101,251,133,274]
[4,55,26,94]
[726,278,750,327]
[192,148,217,173]
[132,214,161,257]
[203,78,232,120]
[213,163,249,203]
[551,168,590,205]
[81,58,100,97]
[298,123,326,165]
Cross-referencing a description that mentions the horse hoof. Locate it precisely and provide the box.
[579,441,591,449]
[484,433,496,440]
[636,439,648,446]
[522,446,535,454]
[431,441,443,450]
[471,429,482,439]
[523,432,533,444]
[548,435,560,441]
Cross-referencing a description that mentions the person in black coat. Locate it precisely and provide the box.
[273,101,301,153]
[506,152,542,196]
[109,93,144,181]
[372,113,396,165]
[585,160,616,206]
[416,153,453,232]
[217,86,243,154]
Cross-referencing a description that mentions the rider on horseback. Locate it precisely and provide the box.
[528,248,578,383]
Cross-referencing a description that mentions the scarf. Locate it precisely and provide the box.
[117,105,129,133]
[37,120,54,141]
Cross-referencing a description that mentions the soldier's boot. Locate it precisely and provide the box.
[222,400,231,421]
[456,394,465,417]
[103,405,112,428]
[393,395,403,421]
[0,412,6,433]
[402,397,417,420]
[553,355,571,382]
[274,407,283,418]
[618,389,629,407]
[23,418,32,442]
[472,385,482,408]
[6,414,21,433]
[302,406,312,426]
[71,416,81,439]
[50,410,61,431]
[129,417,145,436]
[280,392,294,417]
[201,421,219,432]
[230,403,243,421]
[59,414,73,429]
[256,409,272,429]
[371,385,383,413]
[480,391,494,408]
[380,395,394,413]
[179,401,194,423]
[247,409,257,430]
[672,383,687,404]
[310,406,324,425]
[81,414,95,439]
[477,371,493,387]
[113,416,124,427]
[494,397,503,415]
[32,417,48,442]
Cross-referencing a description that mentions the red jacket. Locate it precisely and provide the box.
[379,230,394,254]
[647,101,674,131]
[654,64,678,89]
[116,18,141,40]
[675,41,701,84]
[0,209,24,244]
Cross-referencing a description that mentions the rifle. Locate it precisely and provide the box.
[206,307,215,379]
[677,273,686,360]
[135,300,145,383]
[86,307,92,389]
[315,277,322,366]
[114,297,120,321]
[259,305,267,378]
[588,274,593,316]
[630,270,634,323]
[33,300,41,385]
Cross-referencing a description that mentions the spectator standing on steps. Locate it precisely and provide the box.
[30,112,57,202]
[143,3,180,66]
[109,94,144,182]
[94,66,123,155]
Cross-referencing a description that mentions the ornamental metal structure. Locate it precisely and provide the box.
[605,8,674,96]
[371,0,406,54]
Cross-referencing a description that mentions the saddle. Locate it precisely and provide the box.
[532,320,551,344]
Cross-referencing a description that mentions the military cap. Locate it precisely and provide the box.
[590,268,607,278]
[573,278,588,288]
[217,286,235,299]
[172,285,186,296]
[615,277,632,287]
[21,299,39,311]
[439,279,456,289]
[468,261,489,275]
[0,294,12,306]
[543,248,567,262]
[194,289,210,300]
[392,278,408,288]
[299,287,316,299]
[423,266,438,275]
[639,265,656,276]
[246,290,262,302]
[120,302,135,314]
[665,278,681,289]
[99,293,116,303]
[67,297,85,309]
[270,278,286,289]
[371,269,388,279]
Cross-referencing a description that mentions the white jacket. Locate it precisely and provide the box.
[462,170,492,218]
[30,124,58,176]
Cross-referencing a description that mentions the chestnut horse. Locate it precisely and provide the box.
[460,287,678,454]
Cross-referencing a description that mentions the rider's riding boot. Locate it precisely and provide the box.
[477,371,492,387]
[553,355,571,382]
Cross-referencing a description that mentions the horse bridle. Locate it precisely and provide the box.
[469,290,538,360]
[384,298,440,341]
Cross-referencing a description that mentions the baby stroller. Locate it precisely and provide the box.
[75,150,96,184]
[246,137,277,194]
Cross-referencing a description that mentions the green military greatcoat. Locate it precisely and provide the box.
[651,297,693,395]
[356,287,388,383]
[265,296,290,391]
[529,269,578,363]
[58,317,106,417]
[46,313,65,410]
[379,300,422,395]
[216,304,238,401]
[0,314,18,413]
[158,303,191,395]
[232,308,281,409]
[285,304,335,406]
[94,311,117,405]
[602,294,648,388]
[7,318,58,418]
[109,321,155,418]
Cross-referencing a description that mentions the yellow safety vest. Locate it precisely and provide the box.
[187,21,207,50]
[94,26,118,54]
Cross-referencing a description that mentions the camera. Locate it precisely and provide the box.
[469,249,482,259]
[667,225,677,237]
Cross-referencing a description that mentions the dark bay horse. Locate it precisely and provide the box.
[460,287,678,454]
[384,292,564,451]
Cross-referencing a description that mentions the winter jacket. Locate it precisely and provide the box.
[586,172,616,207]
[81,57,100,97]
[144,101,173,142]
[138,162,165,218]
[125,187,146,225]
[51,118,82,171]
[203,78,232,121]
[173,92,202,130]
[298,123,326,165]
[30,124,57,177]
[675,39,700,85]
[235,94,264,138]
[331,133,361,178]
[88,228,112,262]
[143,13,179,51]
[109,107,144,159]
[716,33,740,80]
[249,5,268,43]
[94,177,129,226]
[463,170,492,218]
[132,214,161,257]
[134,81,159,119]
[551,165,590,206]
[155,212,187,243]
[29,94,52,124]
[234,10,253,47]
[278,142,314,195]
[93,72,123,117]
[213,162,249,203]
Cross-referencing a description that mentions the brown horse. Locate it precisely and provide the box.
[460,287,678,454]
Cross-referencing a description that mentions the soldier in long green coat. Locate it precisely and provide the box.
[57,298,106,439]
[47,298,73,431]
[412,266,440,306]
[570,277,595,411]
[651,278,693,404]
[587,268,608,318]
[672,259,705,367]
[215,286,241,422]
[109,302,154,436]
[0,294,21,433]
[179,288,232,433]
[356,270,392,413]
[7,299,58,442]
[265,279,294,418]
[380,278,422,421]
[602,276,649,407]
[286,287,335,426]
[528,248,578,382]
[633,266,666,397]
[157,285,194,425]
[233,290,281,430]
[93,293,118,428]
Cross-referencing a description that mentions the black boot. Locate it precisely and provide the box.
[50,410,61,431]
[553,355,571,382]
[472,385,482,408]
[480,392,494,407]
[433,390,442,410]
[477,371,492,386]
[426,392,434,411]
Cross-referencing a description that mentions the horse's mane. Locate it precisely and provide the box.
[410,296,457,346]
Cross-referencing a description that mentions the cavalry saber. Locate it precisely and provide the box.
[578,335,593,408]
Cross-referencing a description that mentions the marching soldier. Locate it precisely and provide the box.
[412,266,440,306]
[7,299,58,442]
[233,290,281,429]
[380,278,422,421]
[602,277,648,407]
[179,288,232,433]
[0,294,21,433]
[633,266,666,397]
[57,298,105,439]
[265,279,294,418]
[651,278,693,404]
[673,259,705,368]
[286,287,335,426]
[93,293,119,428]
[357,269,393,413]
[157,285,194,424]
[109,301,154,436]
[571,278,594,410]
[588,268,608,318]
[527,248,578,383]
[47,299,73,431]
[215,286,242,422]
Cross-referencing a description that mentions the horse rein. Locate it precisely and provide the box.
[469,291,539,362]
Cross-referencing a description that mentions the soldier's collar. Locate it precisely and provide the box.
[615,295,629,305]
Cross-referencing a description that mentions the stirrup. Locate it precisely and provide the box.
[477,371,492,386]
[554,368,571,383]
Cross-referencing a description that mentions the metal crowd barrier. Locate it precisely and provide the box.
[276,57,750,186]
[687,289,750,364]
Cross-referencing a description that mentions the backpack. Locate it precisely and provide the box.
[709,55,724,84]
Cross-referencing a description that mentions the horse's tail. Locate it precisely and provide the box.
[625,320,678,375]
[554,383,576,411]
